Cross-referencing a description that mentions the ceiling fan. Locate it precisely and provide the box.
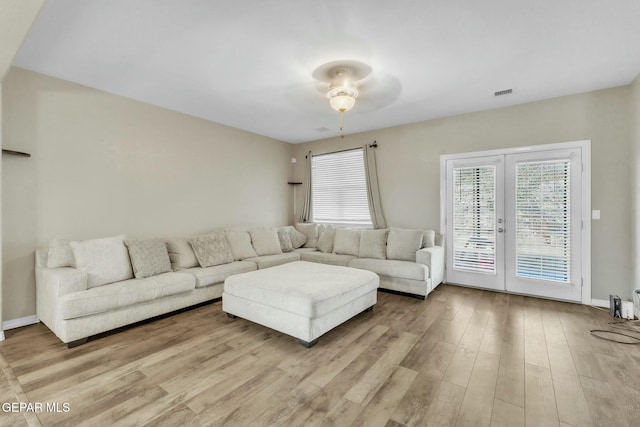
[313,60,372,138]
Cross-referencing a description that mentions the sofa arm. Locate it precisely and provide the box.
[36,267,88,297]
[416,246,444,286]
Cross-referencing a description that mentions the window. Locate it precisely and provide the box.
[312,149,372,226]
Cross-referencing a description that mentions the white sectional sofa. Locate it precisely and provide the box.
[35,224,443,346]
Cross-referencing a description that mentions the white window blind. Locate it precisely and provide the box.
[312,149,372,225]
[452,166,496,274]
[515,160,570,282]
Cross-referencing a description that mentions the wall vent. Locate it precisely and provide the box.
[314,127,330,132]
[494,88,513,97]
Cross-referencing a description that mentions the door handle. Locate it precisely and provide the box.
[497,228,504,233]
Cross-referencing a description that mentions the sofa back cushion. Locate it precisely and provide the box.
[359,229,389,260]
[166,237,199,270]
[387,228,424,261]
[333,228,361,256]
[70,235,134,288]
[124,238,172,279]
[316,225,335,253]
[226,231,258,260]
[250,228,283,256]
[189,233,234,267]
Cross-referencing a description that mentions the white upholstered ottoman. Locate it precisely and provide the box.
[222,261,379,347]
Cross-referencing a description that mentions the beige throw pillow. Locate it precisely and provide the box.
[316,226,335,253]
[296,223,320,248]
[250,228,283,256]
[124,238,172,279]
[226,231,258,260]
[387,228,424,261]
[359,229,388,260]
[422,230,436,248]
[189,233,234,267]
[332,228,361,256]
[47,239,75,268]
[70,235,134,288]
[277,228,295,253]
[165,237,199,270]
[286,226,307,249]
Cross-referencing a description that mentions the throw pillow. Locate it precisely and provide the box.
[47,239,75,268]
[332,228,361,256]
[226,231,258,260]
[295,223,320,248]
[70,235,134,288]
[287,226,308,249]
[165,237,199,270]
[250,228,283,256]
[189,233,234,267]
[277,228,294,253]
[387,228,424,261]
[316,225,335,253]
[359,229,389,260]
[124,238,172,279]
[422,230,436,248]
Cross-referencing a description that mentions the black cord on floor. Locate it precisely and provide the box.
[590,318,640,344]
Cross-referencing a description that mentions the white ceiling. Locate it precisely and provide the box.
[13,0,640,143]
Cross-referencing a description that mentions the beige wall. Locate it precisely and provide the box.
[293,86,632,301]
[0,0,46,329]
[1,67,292,321]
[631,73,640,297]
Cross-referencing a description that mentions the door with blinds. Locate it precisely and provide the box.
[445,148,583,302]
[445,155,505,291]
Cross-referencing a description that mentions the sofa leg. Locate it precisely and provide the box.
[226,313,237,319]
[298,338,318,348]
[365,305,375,312]
[66,338,88,348]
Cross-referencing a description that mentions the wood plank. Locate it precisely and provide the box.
[524,363,559,427]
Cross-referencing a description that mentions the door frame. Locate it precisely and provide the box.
[440,140,591,304]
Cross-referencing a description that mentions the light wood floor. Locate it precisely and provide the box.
[1,284,639,427]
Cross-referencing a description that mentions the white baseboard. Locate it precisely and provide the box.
[2,315,39,331]
[0,331,4,341]
[591,299,609,308]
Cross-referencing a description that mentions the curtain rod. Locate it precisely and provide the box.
[306,141,377,158]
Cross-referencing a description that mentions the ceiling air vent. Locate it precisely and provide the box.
[494,88,513,97]
[314,127,330,132]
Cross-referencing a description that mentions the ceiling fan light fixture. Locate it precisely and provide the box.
[327,84,359,112]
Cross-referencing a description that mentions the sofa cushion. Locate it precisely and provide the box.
[300,251,356,267]
[359,229,388,260]
[225,231,258,260]
[333,228,361,256]
[165,237,199,270]
[47,239,75,268]
[277,228,295,253]
[348,258,429,281]
[285,226,307,249]
[183,261,257,288]
[250,228,283,256]
[245,252,300,269]
[295,223,321,248]
[386,228,424,261]
[124,238,172,279]
[422,230,436,248]
[189,233,234,267]
[70,235,134,288]
[60,272,195,320]
[316,225,335,253]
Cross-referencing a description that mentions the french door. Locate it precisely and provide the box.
[444,147,584,302]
